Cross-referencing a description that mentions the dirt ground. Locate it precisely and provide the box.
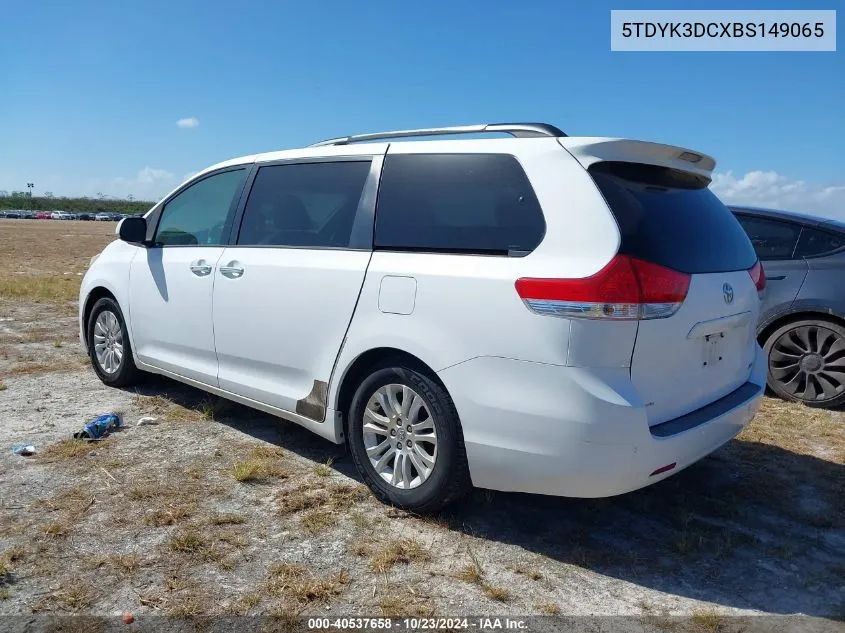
[0,219,843,630]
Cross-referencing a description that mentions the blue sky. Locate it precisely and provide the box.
[1,0,842,215]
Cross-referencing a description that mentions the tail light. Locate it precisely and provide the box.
[748,260,765,298]
[515,255,690,320]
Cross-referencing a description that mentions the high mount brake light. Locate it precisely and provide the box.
[515,255,691,320]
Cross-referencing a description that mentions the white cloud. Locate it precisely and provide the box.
[711,170,845,221]
[176,117,200,129]
[107,167,177,200]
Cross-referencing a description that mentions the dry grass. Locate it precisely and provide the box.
[87,553,142,577]
[41,520,72,538]
[210,512,246,526]
[509,563,543,580]
[301,508,337,535]
[166,591,215,618]
[168,528,212,556]
[456,562,484,584]
[455,550,510,601]
[3,546,26,563]
[264,562,349,604]
[0,276,81,304]
[39,438,97,461]
[690,607,723,633]
[166,524,247,565]
[228,591,262,614]
[455,547,485,584]
[38,486,91,512]
[0,380,7,391]
[535,601,561,615]
[741,398,845,462]
[0,219,115,278]
[232,446,289,483]
[314,458,333,477]
[369,538,431,573]
[7,357,85,376]
[130,392,218,423]
[483,584,511,602]
[348,539,371,557]
[377,595,436,618]
[146,503,196,527]
[277,481,369,515]
[32,578,95,612]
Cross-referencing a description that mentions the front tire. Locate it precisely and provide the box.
[347,363,471,513]
[87,297,140,388]
[764,318,845,408]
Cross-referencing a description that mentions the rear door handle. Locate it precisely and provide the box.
[220,261,244,279]
[766,275,786,281]
[189,259,213,277]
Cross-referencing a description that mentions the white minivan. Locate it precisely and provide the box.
[80,123,767,511]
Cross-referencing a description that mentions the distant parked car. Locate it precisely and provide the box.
[51,211,71,220]
[95,212,112,221]
[731,206,845,408]
[35,212,51,219]
[6,211,22,219]
[78,213,93,221]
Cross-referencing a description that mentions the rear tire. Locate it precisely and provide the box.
[87,297,140,388]
[347,362,471,513]
[763,318,845,408]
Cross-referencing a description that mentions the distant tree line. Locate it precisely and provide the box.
[0,193,155,215]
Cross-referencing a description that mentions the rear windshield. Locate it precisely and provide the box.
[590,162,756,274]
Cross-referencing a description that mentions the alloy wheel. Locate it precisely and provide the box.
[93,310,124,375]
[362,383,438,489]
[770,324,845,402]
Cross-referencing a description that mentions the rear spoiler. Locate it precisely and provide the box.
[559,138,716,181]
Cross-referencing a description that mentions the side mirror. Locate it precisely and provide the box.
[117,216,148,244]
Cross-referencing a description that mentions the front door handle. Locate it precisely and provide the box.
[766,275,786,281]
[220,261,244,279]
[189,259,213,277]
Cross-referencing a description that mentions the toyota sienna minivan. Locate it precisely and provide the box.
[80,123,767,511]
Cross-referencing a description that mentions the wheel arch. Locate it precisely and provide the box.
[81,286,118,348]
[758,309,845,347]
[333,347,450,429]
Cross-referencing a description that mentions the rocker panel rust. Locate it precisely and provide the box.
[296,379,328,421]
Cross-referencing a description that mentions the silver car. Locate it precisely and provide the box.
[731,206,845,408]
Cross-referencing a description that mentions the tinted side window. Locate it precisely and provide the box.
[237,161,371,248]
[795,227,845,258]
[374,154,545,255]
[155,169,246,246]
[590,162,757,274]
[735,215,802,261]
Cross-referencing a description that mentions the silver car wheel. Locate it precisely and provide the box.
[362,383,438,490]
[93,310,124,375]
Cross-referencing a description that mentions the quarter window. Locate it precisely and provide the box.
[374,154,545,255]
[155,169,246,246]
[237,161,371,248]
[794,227,845,258]
[734,215,802,261]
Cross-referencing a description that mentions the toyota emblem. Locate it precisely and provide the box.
[723,282,734,304]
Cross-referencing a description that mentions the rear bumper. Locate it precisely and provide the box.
[438,346,766,497]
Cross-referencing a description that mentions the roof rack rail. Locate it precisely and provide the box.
[308,122,566,147]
